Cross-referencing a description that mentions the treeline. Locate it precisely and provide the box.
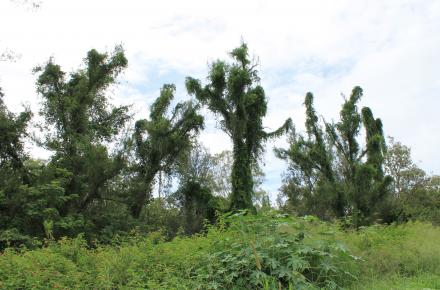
[0,44,438,248]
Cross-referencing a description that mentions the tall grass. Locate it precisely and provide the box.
[342,221,440,289]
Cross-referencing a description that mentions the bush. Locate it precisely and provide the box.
[193,212,358,289]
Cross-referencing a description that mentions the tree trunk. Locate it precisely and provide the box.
[230,138,254,211]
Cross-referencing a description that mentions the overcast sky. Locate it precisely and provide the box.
[1,0,439,195]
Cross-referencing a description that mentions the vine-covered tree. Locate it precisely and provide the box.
[275,92,340,220]
[277,87,392,226]
[130,84,204,218]
[186,43,292,211]
[327,87,392,226]
[34,46,130,235]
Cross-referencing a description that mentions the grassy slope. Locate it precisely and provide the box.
[0,213,439,289]
[342,222,440,289]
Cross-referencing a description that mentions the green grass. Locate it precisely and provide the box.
[343,221,440,290]
[352,273,440,290]
[0,212,439,289]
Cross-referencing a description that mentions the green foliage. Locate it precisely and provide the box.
[0,160,75,247]
[0,88,31,176]
[173,180,223,235]
[1,44,439,290]
[276,87,392,227]
[384,136,427,194]
[32,46,131,237]
[0,213,362,289]
[129,84,204,218]
[195,212,358,289]
[383,137,440,224]
[0,90,66,247]
[186,43,292,211]
[1,212,439,289]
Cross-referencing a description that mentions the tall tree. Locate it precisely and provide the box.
[277,87,392,226]
[326,88,392,226]
[275,93,340,219]
[34,46,130,231]
[186,43,292,211]
[130,84,204,218]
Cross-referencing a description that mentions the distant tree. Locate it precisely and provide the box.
[174,144,230,234]
[186,43,292,211]
[211,150,233,198]
[129,84,204,218]
[173,180,222,235]
[177,143,217,190]
[384,137,439,224]
[0,48,21,62]
[384,137,427,195]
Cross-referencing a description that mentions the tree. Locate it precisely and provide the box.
[173,143,229,234]
[186,43,292,211]
[276,87,392,226]
[34,46,130,235]
[209,149,265,201]
[0,88,33,246]
[275,92,339,220]
[173,180,221,235]
[177,143,217,190]
[129,84,204,218]
[384,137,427,195]
[0,89,72,247]
[384,137,439,223]
[0,88,32,179]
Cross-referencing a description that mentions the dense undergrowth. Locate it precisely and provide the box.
[0,212,439,289]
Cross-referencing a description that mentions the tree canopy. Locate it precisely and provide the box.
[186,43,292,211]
[129,84,204,218]
[276,87,393,226]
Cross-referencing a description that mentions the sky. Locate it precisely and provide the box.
[1,0,439,196]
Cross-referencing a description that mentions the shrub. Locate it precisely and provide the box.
[193,212,358,289]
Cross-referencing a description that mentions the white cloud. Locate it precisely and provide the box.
[1,0,439,194]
